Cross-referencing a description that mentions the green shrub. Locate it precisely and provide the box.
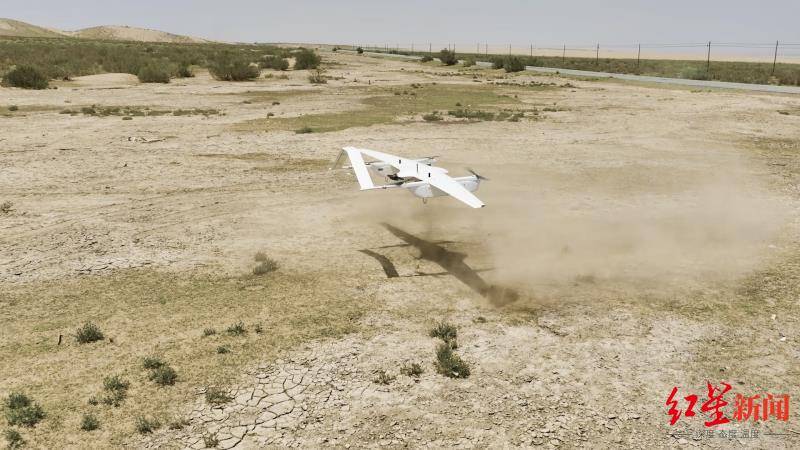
[202,328,216,337]
[76,322,104,344]
[429,321,457,343]
[216,345,230,354]
[420,55,433,63]
[422,112,442,122]
[2,66,48,89]
[400,362,424,378]
[137,63,171,83]
[504,56,525,73]
[0,201,12,214]
[356,47,364,54]
[8,105,19,112]
[261,55,289,71]
[175,64,194,78]
[435,343,470,378]
[491,57,505,70]
[680,65,709,80]
[142,356,165,370]
[373,370,395,385]
[293,49,321,70]
[4,429,23,449]
[80,413,100,431]
[448,109,495,120]
[205,388,231,405]
[135,416,160,434]
[4,392,45,427]
[149,365,178,386]
[439,49,457,66]
[209,54,260,81]
[102,375,129,407]
[462,57,476,67]
[226,321,246,336]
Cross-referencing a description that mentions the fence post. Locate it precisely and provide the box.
[508,43,511,55]
[485,43,488,56]
[637,43,641,68]
[706,41,711,76]
[530,44,533,57]
[596,43,599,64]
[562,44,566,63]
[772,40,779,76]
[429,42,432,54]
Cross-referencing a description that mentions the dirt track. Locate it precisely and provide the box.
[2,52,800,448]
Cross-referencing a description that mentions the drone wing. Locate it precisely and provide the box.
[342,147,376,189]
[428,171,485,208]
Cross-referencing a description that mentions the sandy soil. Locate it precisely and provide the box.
[2,52,800,448]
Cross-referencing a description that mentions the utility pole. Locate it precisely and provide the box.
[429,42,432,54]
[596,43,599,65]
[706,41,711,76]
[509,43,511,55]
[485,43,488,56]
[772,40,779,76]
[562,44,566,63]
[637,43,641,68]
[477,43,480,53]
[530,44,533,57]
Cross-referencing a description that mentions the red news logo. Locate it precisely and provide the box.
[666,382,790,426]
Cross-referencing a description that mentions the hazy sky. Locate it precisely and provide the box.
[6,1,800,46]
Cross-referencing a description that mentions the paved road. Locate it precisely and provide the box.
[355,51,800,95]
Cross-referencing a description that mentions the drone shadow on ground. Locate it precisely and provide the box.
[359,223,518,306]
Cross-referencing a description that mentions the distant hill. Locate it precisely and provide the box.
[0,18,211,43]
[66,25,210,44]
[0,18,65,38]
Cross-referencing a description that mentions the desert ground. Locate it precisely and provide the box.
[2,51,800,449]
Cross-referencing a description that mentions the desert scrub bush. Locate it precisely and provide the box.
[420,55,433,63]
[137,62,171,83]
[216,345,230,354]
[80,413,100,431]
[4,392,45,427]
[102,375,130,406]
[254,323,264,334]
[168,418,189,430]
[293,48,321,70]
[429,322,457,343]
[204,434,220,447]
[356,47,364,54]
[135,416,161,434]
[261,55,289,71]
[504,56,525,73]
[75,322,104,343]
[439,49,457,66]
[491,56,505,70]
[448,109,496,120]
[205,387,231,405]
[435,343,470,379]
[462,57,476,67]
[308,68,327,84]
[149,365,178,386]
[175,64,194,78]
[680,65,709,81]
[226,321,246,336]
[373,370,395,385]
[422,112,443,122]
[8,105,18,111]
[202,328,217,337]
[4,429,23,449]
[295,126,313,134]
[400,362,424,378]
[142,355,165,370]
[0,201,13,214]
[209,54,260,81]
[1,65,48,89]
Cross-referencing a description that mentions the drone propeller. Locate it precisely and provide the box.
[466,168,489,181]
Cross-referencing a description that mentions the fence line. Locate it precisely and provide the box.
[346,41,800,64]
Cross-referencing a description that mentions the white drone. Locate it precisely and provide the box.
[333,147,487,208]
